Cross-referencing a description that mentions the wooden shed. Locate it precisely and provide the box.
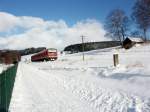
[123,37,144,49]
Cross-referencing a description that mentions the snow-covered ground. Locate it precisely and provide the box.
[9,44,150,112]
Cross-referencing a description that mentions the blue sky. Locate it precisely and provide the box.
[0,0,139,50]
[0,0,135,25]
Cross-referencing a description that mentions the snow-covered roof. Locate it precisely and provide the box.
[128,37,144,42]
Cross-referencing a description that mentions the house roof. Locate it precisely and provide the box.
[127,37,144,42]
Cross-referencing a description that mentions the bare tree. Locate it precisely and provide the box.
[130,30,142,37]
[104,9,129,45]
[132,0,150,41]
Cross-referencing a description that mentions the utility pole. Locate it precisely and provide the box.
[81,35,86,61]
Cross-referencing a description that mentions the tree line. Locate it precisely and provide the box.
[104,0,150,45]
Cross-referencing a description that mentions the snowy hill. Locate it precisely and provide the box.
[9,44,150,112]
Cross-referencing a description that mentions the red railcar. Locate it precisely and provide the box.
[31,48,57,62]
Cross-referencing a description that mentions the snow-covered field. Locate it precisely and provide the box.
[9,44,150,112]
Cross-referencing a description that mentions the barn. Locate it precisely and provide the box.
[123,37,144,49]
[0,50,21,64]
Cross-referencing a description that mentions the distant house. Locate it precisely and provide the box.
[123,37,144,49]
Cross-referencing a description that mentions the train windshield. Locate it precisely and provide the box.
[48,48,57,52]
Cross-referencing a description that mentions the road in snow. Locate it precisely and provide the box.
[10,44,150,112]
[9,63,97,112]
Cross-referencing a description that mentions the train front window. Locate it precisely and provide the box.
[48,48,57,52]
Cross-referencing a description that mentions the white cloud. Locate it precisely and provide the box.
[0,12,19,32]
[0,12,110,50]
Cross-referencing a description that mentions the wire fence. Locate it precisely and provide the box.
[0,64,18,112]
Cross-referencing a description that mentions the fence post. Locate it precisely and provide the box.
[113,54,119,67]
